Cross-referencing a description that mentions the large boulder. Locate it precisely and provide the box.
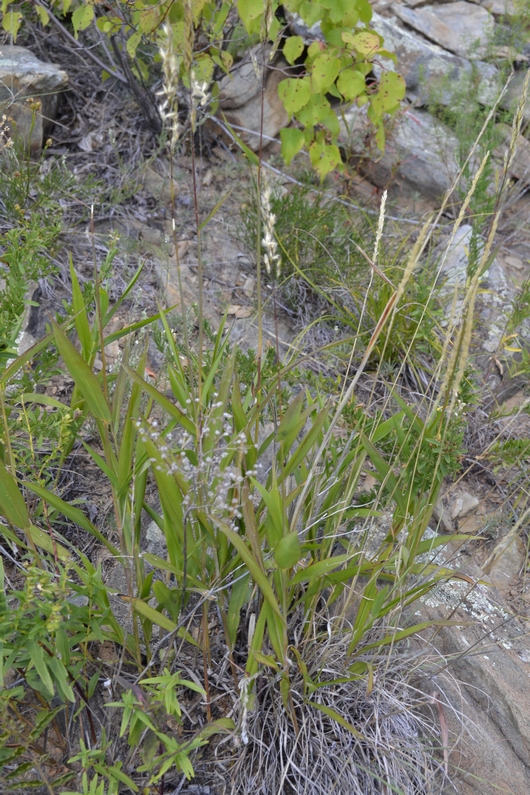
[371,12,499,107]
[0,45,68,154]
[391,2,495,59]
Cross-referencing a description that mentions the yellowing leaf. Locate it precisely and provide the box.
[342,30,381,57]
[278,77,312,116]
[309,141,342,180]
[310,53,339,92]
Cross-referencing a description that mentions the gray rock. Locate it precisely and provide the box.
[499,69,530,125]
[420,574,530,794]
[217,44,272,110]
[392,2,494,59]
[0,45,68,154]
[476,0,516,16]
[450,491,480,520]
[339,106,459,200]
[436,224,474,289]
[371,12,499,106]
[493,122,530,184]
[219,58,289,150]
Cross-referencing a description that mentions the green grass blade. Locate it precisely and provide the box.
[52,321,111,424]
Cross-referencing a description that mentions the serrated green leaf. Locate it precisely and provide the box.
[283,35,304,65]
[296,92,331,126]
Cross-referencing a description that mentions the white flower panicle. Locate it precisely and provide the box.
[260,175,281,278]
[157,24,181,151]
[372,189,387,266]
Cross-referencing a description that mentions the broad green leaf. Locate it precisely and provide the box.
[296,92,331,126]
[310,53,339,91]
[278,77,311,116]
[283,35,304,65]
[274,532,301,569]
[139,6,161,34]
[238,0,264,33]
[52,322,111,424]
[370,71,406,116]
[337,69,365,101]
[72,3,94,36]
[309,141,341,180]
[26,640,54,698]
[2,10,22,39]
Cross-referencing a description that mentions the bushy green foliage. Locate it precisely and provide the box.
[1,0,405,177]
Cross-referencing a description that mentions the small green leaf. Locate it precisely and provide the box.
[283,35,304,66]
[274,532,301,569]
[278,77,311,116]
[309,141,341,180]
[35,4,49,26]
[126,31,142,59]
[238,0,264,33]
[71,3,94,37]
[1,10,22,39]
[337,69,365,101]
[280,127,305,165]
